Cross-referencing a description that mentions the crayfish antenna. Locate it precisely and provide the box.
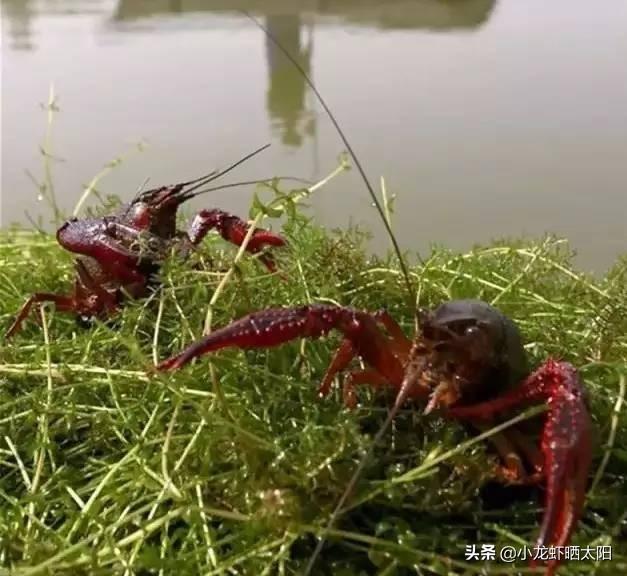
[182,176,313,199]
[179,143,271,200]
[130,144,273,214]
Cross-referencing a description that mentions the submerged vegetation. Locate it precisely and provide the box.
[0,185,626,574]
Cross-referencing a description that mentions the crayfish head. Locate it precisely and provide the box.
[412,300,531,413]
[408,300,510,414]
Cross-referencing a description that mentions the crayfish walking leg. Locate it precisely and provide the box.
[5,260,119,338]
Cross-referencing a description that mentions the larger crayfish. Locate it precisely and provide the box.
[156,299,592,576]
[5,145,286,338]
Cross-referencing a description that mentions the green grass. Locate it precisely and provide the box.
[0,205,626,575]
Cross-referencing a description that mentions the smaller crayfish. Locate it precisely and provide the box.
[5,144,286,338]
[156,299,592,576]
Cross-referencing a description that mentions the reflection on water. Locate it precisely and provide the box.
[112,0,496,30]
[1,0,494,148]
[1,0,626,272]
[2,0,111,50]
[265,15,315,148]
[1,0,35,50]
[2,0,497,49]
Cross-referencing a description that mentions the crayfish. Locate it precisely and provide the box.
[5,145,287,338]
[156,299,592,576]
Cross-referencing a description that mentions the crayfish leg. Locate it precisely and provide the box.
[5,293,75,339]
[471,423,527,483]
[187,209,285,250]
[186,210,286,272]
[318,340,392,408]
[506,428,544,482]
[318,339,357,399]
[342,368,391,409]
[246,228,286,251]
[446,360,592,575]
[187,209,221,246]
[74,260,118,312]
[256,252,279,274]
[373,309,412,356]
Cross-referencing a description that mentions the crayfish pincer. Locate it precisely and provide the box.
[156,299,592,576]
[5,145,287,338]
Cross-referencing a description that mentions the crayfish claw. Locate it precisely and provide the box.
[155,305,344,372]
[530,360,592,576]
[533,361,593,574]
[447,359,592,575]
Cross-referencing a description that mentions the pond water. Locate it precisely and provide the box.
[1,0,626,273]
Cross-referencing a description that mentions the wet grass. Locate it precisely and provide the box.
[0,202,626,575]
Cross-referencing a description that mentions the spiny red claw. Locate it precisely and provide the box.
[448,359,592,576]
[156,305,412,406]
[187,209,286,274]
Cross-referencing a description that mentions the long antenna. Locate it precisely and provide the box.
[244,12,415,307]
[124,144,271,216]
[129,169,219,206]
[179,143,271,200]
[187,176,313,200]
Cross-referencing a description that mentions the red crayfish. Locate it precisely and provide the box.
[156,299,592,576]
[5,144,287,338]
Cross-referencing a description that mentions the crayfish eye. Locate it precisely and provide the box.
[130,203,151,229]
[464,325,481,338]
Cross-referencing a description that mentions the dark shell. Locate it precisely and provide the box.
[420,299,529,403]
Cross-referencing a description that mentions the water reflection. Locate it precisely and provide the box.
[2,0,625,272]
[1,0,111,50]
[112,0,496,31]
[265,15,315,147]
[328,0,497,30]
[1,0,35,50]
[1,0,498,50]
[1,0,496,147]
[108,0,496,148]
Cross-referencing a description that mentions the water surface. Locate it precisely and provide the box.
[2,0,626,272]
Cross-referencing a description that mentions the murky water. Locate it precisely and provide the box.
[1,0,626,272]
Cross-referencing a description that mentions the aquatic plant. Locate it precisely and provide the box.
[1,193,625,574]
